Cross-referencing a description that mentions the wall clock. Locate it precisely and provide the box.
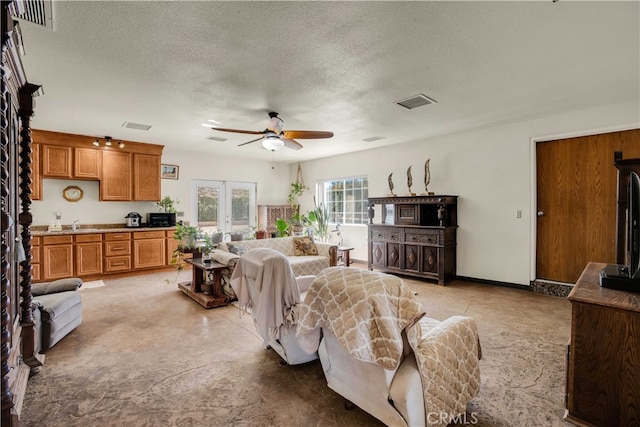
[63,185,83,202]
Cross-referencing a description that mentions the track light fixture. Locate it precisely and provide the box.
[105,136,112,146]
[93,139,99,147]
[92,136,125,149]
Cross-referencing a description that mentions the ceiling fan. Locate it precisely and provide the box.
[209,111,334,151]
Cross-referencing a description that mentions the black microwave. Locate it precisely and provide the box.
[148,212,176,227]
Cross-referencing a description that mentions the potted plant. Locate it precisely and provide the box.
[157,196,178,213]
[287,181,308,205]
[274,218,290,237]
[303,197,332,242]
[255,225,267,240]
[173,224,200,251]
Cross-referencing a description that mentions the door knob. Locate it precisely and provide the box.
[537,211,545,216]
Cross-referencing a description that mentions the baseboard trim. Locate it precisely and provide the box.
[455,275,531,291]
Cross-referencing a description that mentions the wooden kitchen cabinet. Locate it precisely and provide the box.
[42,235,74,281]
[42,145,72,178]
[133,230,166,269]
[74,147,101,179]
[103,232,132,273]
[100,151,132,201]
[133,153,161,201]
[166,230,180,266]
[31,236,41,282]
[75,234,103,276]
[31,143,41,200]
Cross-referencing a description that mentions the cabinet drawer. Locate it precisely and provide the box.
[104,256,131,272]
[166,230,177,238]
[43,235,74,245]
[104,232,131,241]
[133,230,166,239]
[75,233,102,243]
[32,236,41,246]
[105,241,131,256]
[405,229,441,245]
[370,228,400,241]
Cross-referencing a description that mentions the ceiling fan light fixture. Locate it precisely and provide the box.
[262,136,285,151]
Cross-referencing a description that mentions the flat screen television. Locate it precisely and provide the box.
[600,171,640,291]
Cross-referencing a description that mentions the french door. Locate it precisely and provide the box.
[191,180,256,236]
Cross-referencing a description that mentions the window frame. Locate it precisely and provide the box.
[317,175,369,226]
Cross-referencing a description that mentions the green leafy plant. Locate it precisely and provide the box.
[274,218,290,237]
[303,197,332,241]
[287,181,308,205]
[157,196,178,213]
[173,224,199,249]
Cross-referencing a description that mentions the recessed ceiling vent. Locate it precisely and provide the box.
[363,136,385,142]
[208,136,228,142]
[122,122,152,131]
[395,94,437,110]
[12,0,53,30]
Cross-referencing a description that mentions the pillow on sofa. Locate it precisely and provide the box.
[293,236,318,256]
[32,278,83,296]
[227,242,246,256]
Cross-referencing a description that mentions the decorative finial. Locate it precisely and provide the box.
[388,173,396,196]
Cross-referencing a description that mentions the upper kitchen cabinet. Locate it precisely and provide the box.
[133,153,161,201]
[101,151,132,201]
[31,143,41,200]
[42,144,72,178]
[31,129,164,201]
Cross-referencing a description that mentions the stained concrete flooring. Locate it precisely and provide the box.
[22,265,573,426]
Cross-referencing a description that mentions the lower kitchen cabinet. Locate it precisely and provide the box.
[166,230,180,266]
[133,230,166,269]
[104,232,131,273]
[75,234,103,276]
[31,236,41,282]
[42,235,74,281]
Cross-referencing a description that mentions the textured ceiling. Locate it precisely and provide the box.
[16,1,640,163]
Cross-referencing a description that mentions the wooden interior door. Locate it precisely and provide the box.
[536,129,640,283]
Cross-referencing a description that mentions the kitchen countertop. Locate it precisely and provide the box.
[32,225,177,237]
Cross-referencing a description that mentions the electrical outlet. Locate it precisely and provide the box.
[176,211,185,217]
[516,210,522,218]
[55,212,62,220]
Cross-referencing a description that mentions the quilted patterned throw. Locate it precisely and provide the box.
[296,267,425,369]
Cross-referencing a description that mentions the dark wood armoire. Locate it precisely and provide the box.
[2,1,42,425]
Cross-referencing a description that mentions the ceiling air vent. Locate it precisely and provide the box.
[395,94,437,110]
[12,0,53,30]
[122,122,152,131]
[208,136,228,142]
[362,136,385,143]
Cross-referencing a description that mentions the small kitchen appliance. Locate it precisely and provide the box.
[125,212,143,228]
[148,212,176,227]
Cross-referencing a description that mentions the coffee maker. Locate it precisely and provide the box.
[125,212,143,228]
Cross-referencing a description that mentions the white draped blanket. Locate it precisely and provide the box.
[296,267,481,426]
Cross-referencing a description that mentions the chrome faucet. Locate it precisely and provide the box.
[72,219,81,231]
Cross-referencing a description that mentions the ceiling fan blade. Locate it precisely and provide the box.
[212,127,265,135]
[282,138,304,150]
[238,136,265,147]
[283,130,334,139]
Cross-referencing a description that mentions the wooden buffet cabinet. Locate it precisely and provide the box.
[31,129,163,201]
[367,195,457,285]
[565,262,640,426]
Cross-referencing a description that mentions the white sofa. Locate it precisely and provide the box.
[211,236,338,277]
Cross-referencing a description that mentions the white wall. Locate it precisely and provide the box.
[293,101,639,286]
[31,149,291,227]
[32,101,639,286]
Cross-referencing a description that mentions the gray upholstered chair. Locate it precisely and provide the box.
[31,278,83,352]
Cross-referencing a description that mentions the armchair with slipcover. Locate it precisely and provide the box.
[230,248,318,365]
[296,267,481,427]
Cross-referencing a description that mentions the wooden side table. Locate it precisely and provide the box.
[178,258,230,308]
[337,246,354,267]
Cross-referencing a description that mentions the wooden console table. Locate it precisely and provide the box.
[178,258,230,308]
[565,262,640,426]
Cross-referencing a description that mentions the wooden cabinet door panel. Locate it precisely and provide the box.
[32,263,41,282]
[31,143,41,200]
[133,154,161,201]
[76,242,103,276]
[101,151,132,200]
[42,145,72,178]
[43,244,73,280]
[403,244,421,273]
[74,147,101,179]
[386,243,400,269]
[166,237,180,266]
[133,239,165,269]
[371,241,386,268]
[422,246,439,274]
